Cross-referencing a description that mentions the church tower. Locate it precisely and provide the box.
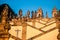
[37,8,43,18]
[52,7,57,17]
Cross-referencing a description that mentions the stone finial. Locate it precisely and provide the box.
[31,11,35,19]
[27,10,30,18]
[27,10,30,15]
[46,11,48,18]
[31,11,34,18]
[19,9,22,18]
[53,6,56,11]
[37,8,43,18]
[35,10,37,18]
[52,6,57,17]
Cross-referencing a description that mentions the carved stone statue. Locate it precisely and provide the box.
[0,5,11,40]
[2,5,8,24]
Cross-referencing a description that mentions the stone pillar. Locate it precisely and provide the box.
[22,17,27,40]
[32,19,35,27]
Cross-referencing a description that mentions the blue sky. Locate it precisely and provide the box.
[0,0,60,18]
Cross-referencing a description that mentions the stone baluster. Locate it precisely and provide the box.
[22,17,27,40]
